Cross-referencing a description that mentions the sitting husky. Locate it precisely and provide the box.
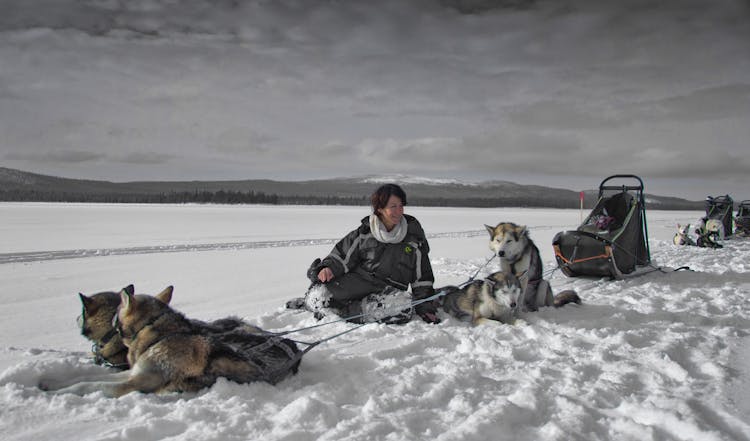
[673,224,696,246]
[486,222,580,312]
[78,284,263,370]
[440,271,521,325]
[44,287,301,397]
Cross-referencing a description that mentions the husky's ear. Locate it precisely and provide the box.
[119,289,134,315]
[515,225,529,239]
[78,293,93,309]
[155,285,173,305]
[123,284,135,295]
[485,224,496,238]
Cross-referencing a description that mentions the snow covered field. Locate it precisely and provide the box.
[0,202,748,441]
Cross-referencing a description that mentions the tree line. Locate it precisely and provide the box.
[0,189,571,207]
[0,188,702,209]
[0,189,367,206]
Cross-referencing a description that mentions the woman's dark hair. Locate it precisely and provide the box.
[371,184,407,212]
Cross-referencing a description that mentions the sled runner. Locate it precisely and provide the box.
[553,175,651,279]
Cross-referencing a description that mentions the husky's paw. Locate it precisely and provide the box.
[285,297,306,310]
[38,374,97,393]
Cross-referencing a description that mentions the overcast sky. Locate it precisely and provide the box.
[1,0,748,199]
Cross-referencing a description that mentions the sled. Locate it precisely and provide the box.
[552,175,651,279]
[704,195,734,238]
[736,200,750,237]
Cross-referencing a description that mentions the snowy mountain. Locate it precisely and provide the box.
[0,167,703,209]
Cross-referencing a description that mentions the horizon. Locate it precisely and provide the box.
[1,165,714,203]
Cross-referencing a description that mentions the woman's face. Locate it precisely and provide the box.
[378,195,404,231]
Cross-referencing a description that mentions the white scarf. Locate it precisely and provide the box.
[370,214,408,244]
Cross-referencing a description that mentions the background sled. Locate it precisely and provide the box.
[736,200,750,237]
[704,195,734,238]
[553,175,651,279]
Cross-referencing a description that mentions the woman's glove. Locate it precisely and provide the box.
[306,258,325,283]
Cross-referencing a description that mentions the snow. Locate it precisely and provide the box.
[361,175,477,187]
[1,202,748,441]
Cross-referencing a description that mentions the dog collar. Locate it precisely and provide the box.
[99,328,118,346]
[92,342,128,369]
[113,311,167,340]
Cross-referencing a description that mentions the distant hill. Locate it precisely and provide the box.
[0,167,704,210]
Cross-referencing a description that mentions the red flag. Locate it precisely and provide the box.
[579,191,584,222]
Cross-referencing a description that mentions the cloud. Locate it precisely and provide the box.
[209,127,277,154]
[1,0,748,199]
[4,150,105,164]
[631,149,750,178]
[117,152,174,165]
[507,100,624,130]
[646,84,750,123]
[302,127,749,184]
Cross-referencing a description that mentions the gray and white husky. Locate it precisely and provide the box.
[440,271,520,325]
[486,222,580,312]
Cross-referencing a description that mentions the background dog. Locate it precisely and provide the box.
[673,223,696,246]
[440,271,520,325]
[704,218,726,241]
[47,287,301,397]
[486,222,580,311]
[696,218,724,248]
[77,284,265,370]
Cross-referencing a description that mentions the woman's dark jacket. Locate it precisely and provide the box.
[320,214,435,301]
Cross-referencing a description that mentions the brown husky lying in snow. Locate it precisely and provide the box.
[44,286,301,397]
[77,284,264,369]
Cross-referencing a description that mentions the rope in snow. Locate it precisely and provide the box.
[269,253,500,346]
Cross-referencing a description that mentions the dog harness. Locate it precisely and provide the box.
[92,330,128,369]
[78,306,128,369]
[505,241,544,311]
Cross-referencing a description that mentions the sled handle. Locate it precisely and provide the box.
[598,174,644,193]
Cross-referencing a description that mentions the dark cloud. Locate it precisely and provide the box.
[0,0,748,199]
[507,100,623,130]
[210,127,276,154]
[117,152,174,165]
[4,150,105,164]
[648,84,750,123]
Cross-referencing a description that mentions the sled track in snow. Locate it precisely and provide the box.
[0,230,487,264]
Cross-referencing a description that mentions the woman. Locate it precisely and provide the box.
[289,184,440,324]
